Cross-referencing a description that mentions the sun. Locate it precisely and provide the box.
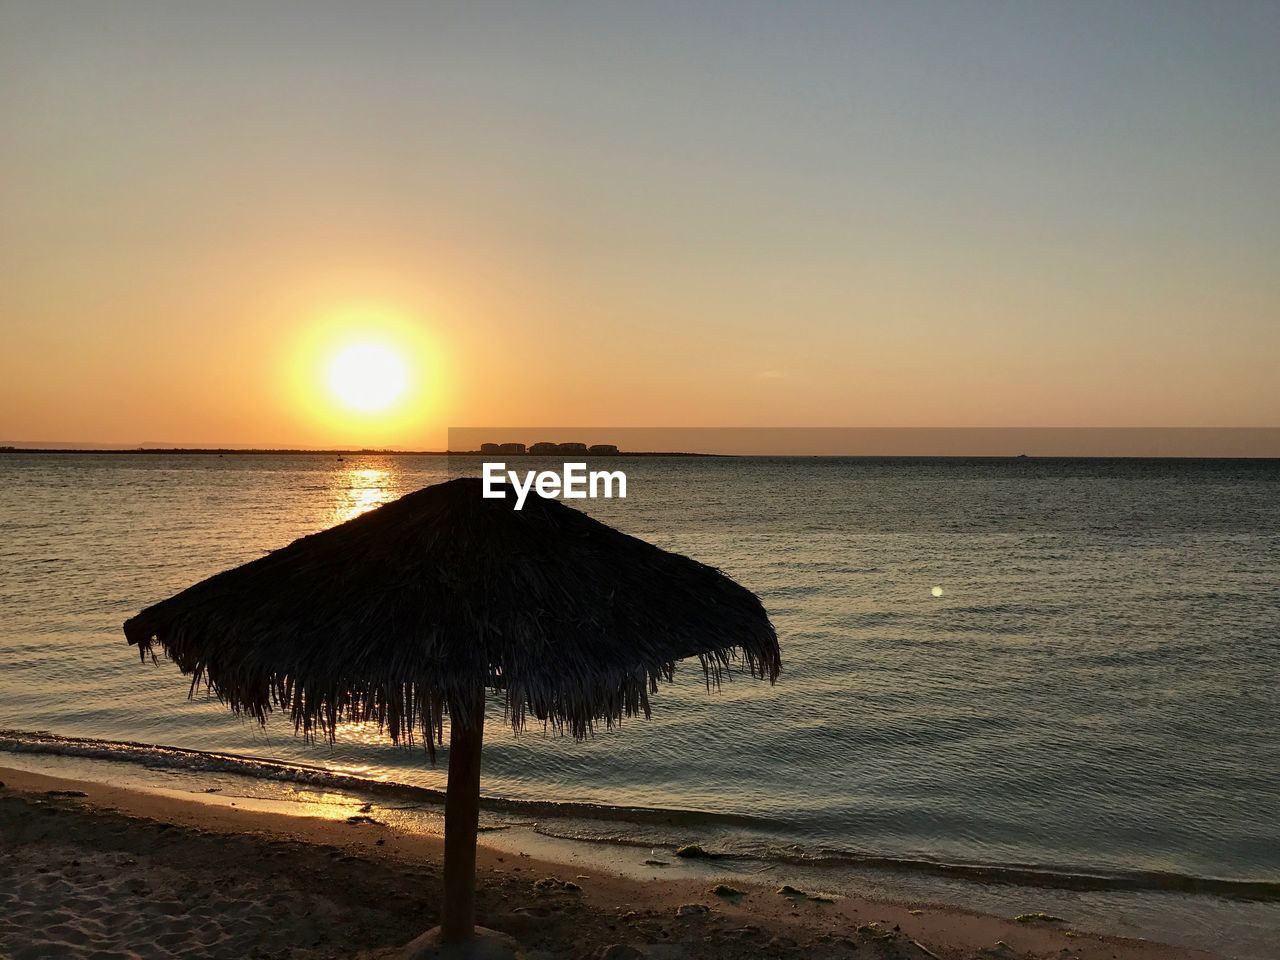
[289,308,444,438]
[327,342,409,413]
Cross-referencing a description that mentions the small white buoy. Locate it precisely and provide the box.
[931,585,944,598]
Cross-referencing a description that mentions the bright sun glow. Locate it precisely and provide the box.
[289,306,444,443]
[327,343,409,413]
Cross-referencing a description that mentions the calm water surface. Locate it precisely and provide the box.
[1,453,1278,952]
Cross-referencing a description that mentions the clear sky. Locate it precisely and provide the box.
[2,1,1277,449]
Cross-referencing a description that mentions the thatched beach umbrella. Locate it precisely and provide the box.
[124,477,779,957]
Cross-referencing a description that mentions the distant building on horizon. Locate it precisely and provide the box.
[479,440,620,455]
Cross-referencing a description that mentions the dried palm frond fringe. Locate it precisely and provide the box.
[125,478,780,760]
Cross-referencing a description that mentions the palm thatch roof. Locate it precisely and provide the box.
[124,478,779,757]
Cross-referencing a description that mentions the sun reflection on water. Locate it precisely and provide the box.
[331,718,398,748]
[334,467,395,524]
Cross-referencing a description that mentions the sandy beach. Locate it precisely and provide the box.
[0,766,1220,960]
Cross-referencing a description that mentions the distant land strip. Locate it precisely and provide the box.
[0,446,721,457]
[5,447,1280,461]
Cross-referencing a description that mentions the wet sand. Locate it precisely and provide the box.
[0,766,1222,960]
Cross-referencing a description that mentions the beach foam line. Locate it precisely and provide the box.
[0,728,782,829]
[776,849,1280,902]
[527,820,1280,903]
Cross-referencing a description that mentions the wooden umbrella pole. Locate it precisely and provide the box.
[441,687,485,943]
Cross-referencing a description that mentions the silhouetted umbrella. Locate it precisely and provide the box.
[124,477,779,956]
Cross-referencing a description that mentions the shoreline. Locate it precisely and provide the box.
[4,731,1274,904]
[0,764,1222,960]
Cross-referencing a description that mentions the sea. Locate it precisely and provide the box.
[1,452,1277,956]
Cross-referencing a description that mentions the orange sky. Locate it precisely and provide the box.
[2,3,1277,450]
